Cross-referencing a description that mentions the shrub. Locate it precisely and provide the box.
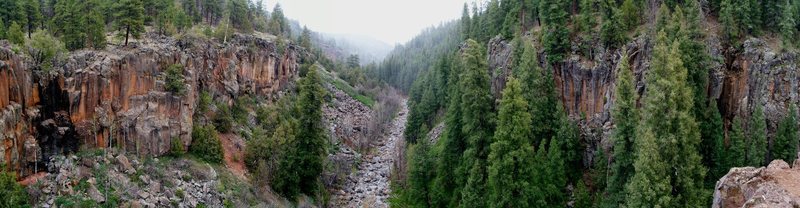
[26,30,67,73]
[164,64,186,95]
[170,137,185,156]
[190,125,223,163]
[7,21,24,45]
[214,102,234,133]
[197,91,212,114]
[0,168,30,208]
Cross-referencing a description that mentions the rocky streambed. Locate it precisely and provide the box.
[330,100,408,208]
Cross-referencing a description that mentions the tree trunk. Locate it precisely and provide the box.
[125,26,130,46]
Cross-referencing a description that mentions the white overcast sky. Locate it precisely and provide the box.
[265,0,477,45]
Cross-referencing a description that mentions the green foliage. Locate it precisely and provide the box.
[405,139,436,207]
[0,21,6,39]
[600,9,626,48]
[268,4,290,36]
[430,55,466,208]
[487,77,536,207]
[619,0,638,31]
[54,0,85,50]
[299,26,312,50]
[749,104,768,166]
[190,125,223,163]
[26,30,66,72]
[458,39,495,208]
[21,0,42,38]
[540,0,570,64]
[628,31,707,207]
[197,91,213,115]
[7,21,24,45]
[163,64,186,95]
[273,66,326,199]
[719,0,739,44]
[0,167,30,208]
[170,137,185,156]
[774,106,798,162]
[114,0,144,45]
[707,101,727,182]
[625,129,672,207]
[214,102,234,133]
[227,0,252,33]
[726,116,748,168]
[780,0,798,47]
[606,53,637,206]
[574,179,592,208]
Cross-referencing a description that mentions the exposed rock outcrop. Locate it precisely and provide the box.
[485,34,798,165]
[0,33,302,178]
[713,160,800,208]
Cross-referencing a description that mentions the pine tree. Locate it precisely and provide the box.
[299,26,312,50]
[7,21,24,45]
[557,111,582,181]
[542,137,567,206]
[726,115,747,168]
[749,103,768,166]
[22,0,42,38]
[84,0,106,49]
[774,105,798,162]
[634,31,707,207]
[273,66,326,199]
[488,77,536,207]
[577,0,597,36]
[0,21,6,39]
[607,53,637,206]
[269,4,289,36]
[461,3,471,39]
[540,0,570,64]
[0,0,21,27]
[459,39,495,208]
[431,55,466,208]
[719,0,739,44]
[54,0,85,50]
[407,139,435,207]
[114,0,144,46]
[228,0,252,33]
[600,8,625,48]
[780,0,798,47]
[707,101,726,183]
[619,0,638,31]
[625,129,672,207]
[532,65,559,145]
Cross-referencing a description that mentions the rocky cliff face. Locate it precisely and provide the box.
[486,34,798,164]
[713,159,800,207]
[0,34,301,177]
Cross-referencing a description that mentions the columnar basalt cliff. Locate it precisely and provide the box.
[486,35,798,163]
[0,34,301,177]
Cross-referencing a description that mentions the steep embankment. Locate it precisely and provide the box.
[714,159,800,207]
[0,33,302,178]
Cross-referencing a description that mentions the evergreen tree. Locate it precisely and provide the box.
[607,53,637,206]
[719,0,739,44]
[625,129,672,207]
[726,115,747,168]
[461,3,471,39]
[577,0,597,36]
[780,0,798,47]
[299,26,312,50]
[540,0,570,64]
[706,100,726,183]
[269,4,289,36]
[487,77,536,207]
[557,111,583,181]
[114,0,144,46]
[273,65,326,199]
[84,0,107,49]
[406,139,435,207]
[749,103,768,166]
[203,0,223,24]
[54,0,85,50]
[22,0,42,38]
[0,21,6,39]
[542,137,567,206]
[600,8,625,48]
[228,0,252,33]
[431,55,466,208]
[459,39,495,208]
[532,65,559,145]
[7,21,24,45]
[774,105,798,162]
[619,0,638,31]
[635,31,706,207]
[0,0,21,27]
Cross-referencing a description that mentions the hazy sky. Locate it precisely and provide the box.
[265,0,475,45]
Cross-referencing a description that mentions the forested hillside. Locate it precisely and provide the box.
[384,0,800,207]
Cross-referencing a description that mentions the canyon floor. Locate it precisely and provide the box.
[330,100,408,208]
